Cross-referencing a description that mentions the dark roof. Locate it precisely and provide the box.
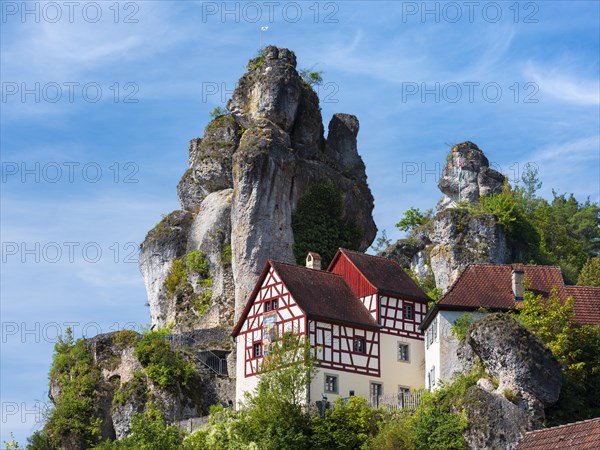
[232,260,379,336]
[270,261,379,329]
[335,249,430,301]
[565,286,600,326]
[438,264,565,309]
[420,264,600,330]
[516,418,600,450]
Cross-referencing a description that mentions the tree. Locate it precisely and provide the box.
[578,257,600,286]
[371,229,392,253]
[93,404,184,449]
[299,68,324,87]
[395,207,432,233]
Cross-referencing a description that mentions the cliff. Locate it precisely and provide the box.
[140,46,376,331]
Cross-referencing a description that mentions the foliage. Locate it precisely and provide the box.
[133,330,195,390]
[193,290,213,317]
[395,207,433,233]
[112,370,147,407]
[406,269,441,301]
[311,397,383,450]
[209,107,228,119]
[367,415,413,450]
[186,250,210,277]
[164,258,186,297]
[371,229,392,253]
[292,181,362,267]
[112,329,139,350]
[451,313,474,341]
[186,335,316,450]
[249,47,266,70]
[408,402,467,450]
[3,434,23,450]
[25,431,53,450]
[577,256,600,286]
[220,244,232,267]
[93,403,184,449]
[42,329,103,449]
[299,68,324,87]
[515,289,600,423]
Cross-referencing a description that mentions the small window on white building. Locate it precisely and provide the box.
[398,386,410,408]
[426,317,438,348]
[353,337,366,353]
[324,374,338,394]
[253,342,262,358]
[397,343,410,362]
[427,366,436,390]
[404,304,414,320]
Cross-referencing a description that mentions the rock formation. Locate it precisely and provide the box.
[381,141,509,292]
[459,314,562,450]
[140,46,376,329]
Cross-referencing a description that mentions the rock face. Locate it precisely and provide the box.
[460,314,562,450]
[381,142,509,293]
[466,314,562,421]
[438,141,505,210]
[140,46,376,328]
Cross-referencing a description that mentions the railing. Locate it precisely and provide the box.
[368,390,424,411]
[195,350,228,376]
[164,335,228,376]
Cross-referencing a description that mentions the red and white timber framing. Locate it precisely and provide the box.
[378,295,427,340]
[309,321,380,376]
[236,267,306,377]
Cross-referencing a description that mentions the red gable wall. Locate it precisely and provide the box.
[328,251,377,298]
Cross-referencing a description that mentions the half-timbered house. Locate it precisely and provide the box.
[232,249,430,406]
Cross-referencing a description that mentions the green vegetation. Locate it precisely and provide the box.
[371,229,392,253]
[133,330,196,390]
[395,207,433,233]
[577,256,600,286]
[38,329,102,449]
[299,68,324,87]
[94,403,184,449]
[112,371,147,407]
[515,289,600,424]
[112,329,139,350]
[220,243,232,267]
[406,269,442,301]
[451,313,475,341]
[249,47,266,71]
[292,181,362,267]
[208,106,227,119]
[193,290,213,317]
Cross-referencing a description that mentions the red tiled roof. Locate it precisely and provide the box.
[516,417,600,450]
[438,264,565,309]
[336,249,430,301]
[270,261,379,329]
[566,286,600,326]
[420,264,600,330]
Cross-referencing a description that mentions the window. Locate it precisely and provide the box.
[253,342,262,358]
[426,317,438,348]
[324,374,338,393]
[271,299,278,309]
[398,386,410,408]
[264,301,271,312]
[427,366,436,390]
[353,337,365,353]
[404,304,414,320]
[397,343,410,362]
[370,382,383,406]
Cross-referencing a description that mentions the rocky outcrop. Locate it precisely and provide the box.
[381,142,509,292]
[459,314,562,450]
[438,141,505,210]
[47,331,235,446]
[466,314,562,421]
[140,45,376,327]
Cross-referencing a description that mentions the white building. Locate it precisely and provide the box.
[232,249,431,406]
[419,263,600,389]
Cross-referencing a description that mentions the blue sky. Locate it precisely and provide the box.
[1,0,598,443]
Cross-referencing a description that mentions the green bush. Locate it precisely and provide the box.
[185,250,210,277]
[94,403,184,449]
[451,313,474,341]
[164,259,186,297]
[299,68,324,87]
[193,291,213,317]
[220,244,232,267]
[396,207,433,233]
[112,371,147,407]
[292,181,362,267]
[43,329,103,449]
[133,331,196,390]
[113,330,139,350]
[209,107,227,119]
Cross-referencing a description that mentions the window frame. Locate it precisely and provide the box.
[397,342,410,362]
[404,303,414,320]
[324,374,338,394]
[252,341,262,358]
[353,337,366,354]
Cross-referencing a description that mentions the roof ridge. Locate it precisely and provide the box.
[340,248,399,264]
[523,417,600,436]
[269,260,348,280]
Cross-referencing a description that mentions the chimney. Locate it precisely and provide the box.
[306,252,321,270]
[512,269,524,301]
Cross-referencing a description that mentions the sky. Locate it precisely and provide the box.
[1,0,599,444]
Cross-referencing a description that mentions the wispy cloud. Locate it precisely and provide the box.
[524,61,600,106]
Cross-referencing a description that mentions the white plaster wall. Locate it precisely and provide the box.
[379,333,425,391]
